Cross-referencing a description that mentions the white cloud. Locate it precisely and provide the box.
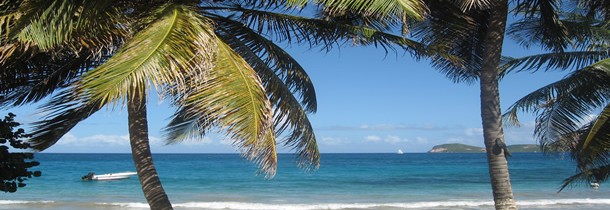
[364,135,408,144]
[359,125,370,129]
[57,133,130,146]
[54,132,226,153]
[320,123,451,131]
[320,137,346,145]
[385,135,403,144]
[57,133,78,145]
[180,137,213,145]
[365,135,382,142]
[503,122,537,145]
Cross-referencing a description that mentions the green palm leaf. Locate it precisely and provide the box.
[27,87,102,150]
[511,0,568,51]
[559,164,610,192]
[213,15,317,111]
[6,0,126,53]
[81,4,216,105]
[249,127,278,177]
[502,51,608,74]
[163,104,213,143]
[217,28,320,170]
[583,103,610,149]
[179,40,276,176]
[0,51,104,107]
[316,0,428,21]
[239,0,309,8]
[454,0,492,11]
[554,105,610,190]
[504,58,610,144]
[234,7,426,54]
[411,0,489,83]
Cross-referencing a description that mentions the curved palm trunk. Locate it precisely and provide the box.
[128,89,173,210]
[479,1,517,209]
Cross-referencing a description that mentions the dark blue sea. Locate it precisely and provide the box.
[1,153,609,209]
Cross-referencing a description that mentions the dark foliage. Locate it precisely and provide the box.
[0,113,41,193]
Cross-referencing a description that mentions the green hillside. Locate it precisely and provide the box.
[428,143,540,153]
[506,144,541,153]
[428,143,485,153]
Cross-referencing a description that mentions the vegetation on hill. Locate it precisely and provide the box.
[506,144,541,153]
[428,143,485,153]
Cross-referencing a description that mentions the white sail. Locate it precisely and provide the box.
[397,149,404,154]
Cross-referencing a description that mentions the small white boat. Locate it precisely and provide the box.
[590,182,600,189]
[397,149,404,154]
[82,172,137,181]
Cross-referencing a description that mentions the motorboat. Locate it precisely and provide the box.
[82,172,137,181]
[590,181,600,189]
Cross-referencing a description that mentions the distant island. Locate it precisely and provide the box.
[428,143,541,153]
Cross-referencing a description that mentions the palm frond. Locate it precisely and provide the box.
[213,15,317,111]
[231,7,426,55]
[573,122,610,170]
[560,14,610,50]
[238,0,309,9]
[217,29,320,170]
[559,164,610,192]
[511,0,568,52]
[504,58,610,145]
[455,0,492,11]
[163,105,213,144]
[7,1,127,54]
[581,0,610,21]
[248,127,278,178]
[0,50,107,107]
[502,50,608,73]
[28,87,102,150]
[582,103,610,149]
[179,40,275,176]
[412,0,489,83]
[315,0,428,21]
[81,4,216,106]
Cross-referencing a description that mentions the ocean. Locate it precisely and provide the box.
[1,153,609,209]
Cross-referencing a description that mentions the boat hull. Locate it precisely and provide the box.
[82,172,137,181]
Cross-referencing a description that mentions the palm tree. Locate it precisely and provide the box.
[394,0,600,208]
[405,1,517,208]
[406,0,610,208]
[502,5,610,191]
[0,1,429,209]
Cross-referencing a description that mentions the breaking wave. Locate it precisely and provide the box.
[96,198,610,209]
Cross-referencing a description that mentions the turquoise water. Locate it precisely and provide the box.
[1,153,609,209]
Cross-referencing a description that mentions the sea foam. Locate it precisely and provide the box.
[96,198,610,209]
[0,200,54,204]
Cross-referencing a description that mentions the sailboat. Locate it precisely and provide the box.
[397,149,404,154]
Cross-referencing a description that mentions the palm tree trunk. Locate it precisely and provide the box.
[128,89,173,210]
[479,1,517,209]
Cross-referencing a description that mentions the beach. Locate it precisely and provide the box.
[2,153,608,209]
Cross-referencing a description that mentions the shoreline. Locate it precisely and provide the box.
[3,198,610,210]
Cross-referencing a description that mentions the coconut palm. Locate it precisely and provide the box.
[0,1,430,209]
[406,0,591,208]
[404,1,517,208]
[503,5,610,191]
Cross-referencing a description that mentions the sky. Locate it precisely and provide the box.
[7,37,568,154]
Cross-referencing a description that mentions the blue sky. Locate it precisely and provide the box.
[8,38,567,154]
